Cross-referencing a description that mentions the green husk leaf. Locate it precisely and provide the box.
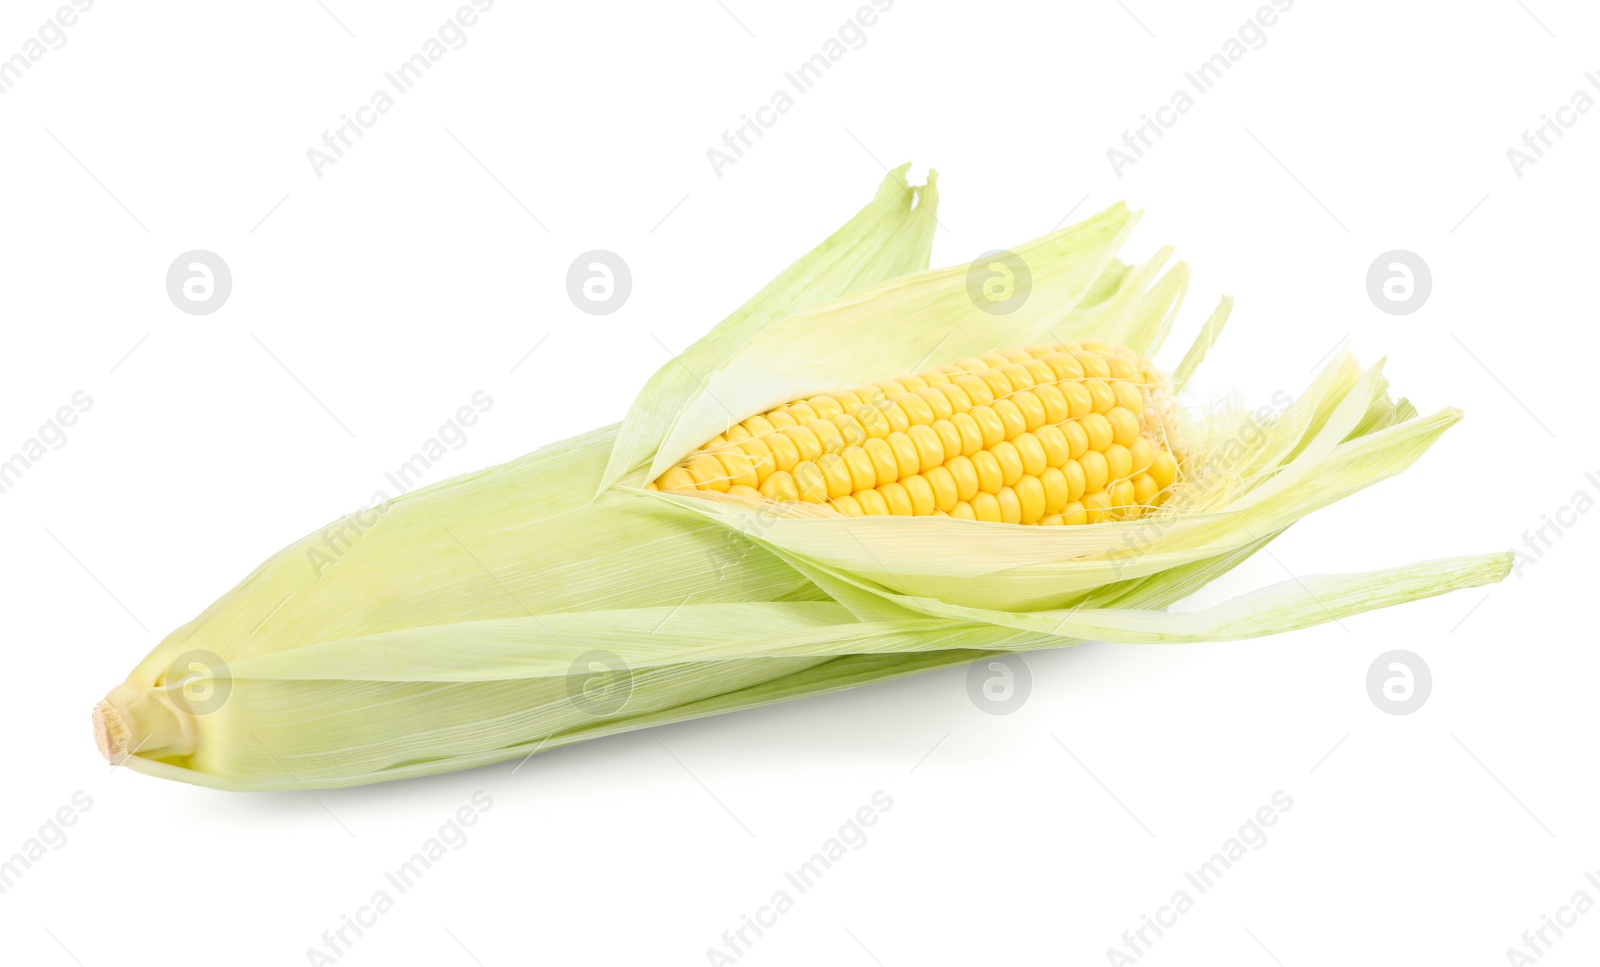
[601,165,941,491]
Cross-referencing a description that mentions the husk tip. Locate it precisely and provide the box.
[93,700,126,764]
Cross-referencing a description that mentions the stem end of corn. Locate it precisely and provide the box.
[92,700,125,764]
[93,684,196,765]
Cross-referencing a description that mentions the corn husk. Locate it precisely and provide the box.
[94,168,1510,790]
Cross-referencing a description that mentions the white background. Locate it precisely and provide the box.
[2,1,1597,964]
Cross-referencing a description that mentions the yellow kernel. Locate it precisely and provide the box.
[1149,449,1178,490]
[1042,352,1085,382]
[792,461,828,502]
[1040,466,1068,514]
[980,369,1013,401]
[818,452,854,498]
[1106,354,1137,380]
[842,446,877,492]
[1107,407,1141,448]
[784,425,824,463]
[808,419,845,455]
[1062,458,1087,501]
[970,449,1004,494]
[686,454,730,492]
[743,414,776,437]
[932,419,963,463]
[726,484,762,501]
[897,374,929,392]
[917,387,955,421]
[1023,358,1056,387]
[657,467,696,491]
[855,402,892,439]
[882,401,911,435]
[1085,379,1117,415]
[991,440,1025,487]
[925,465,959,513]
[1081,450,1109,493]
[863,437,900,486]
[1061,381,1094,419]
[1112,380,1144,414]
[950,500,977,521]
[1011,390,1048,432]
[1015,475,1046,524]
[1073,351,1111,379]
[1133,472,1160,507]
[716,449,759,489]
[766,410,798,430]
[787,403,820,425]
[1083,488,1112,523]
[1109,479,1136,517]
[1012,432,1047,477]
[903,474,936,516]
[1105,443,1133,482]
[1129,437,1155,475]
[1058,500,1087,525]
[951,412,985,455]
[992,399,1027,439]
[738,437,776,482]
[955,374,994,406]
[1037,424,1070,467]
[971,491,1003,522]
[762,431,800,473]
[831,493,865,516]
[725,425,751,444]
[918,370,951,388]
[1081,413,1114,452]
[886,431,921,479]
[946,455,980,501]
[875,379,908,397]
[644,481,659,491]
[807,395,844,420]
[896,392,935,427]
[996,486,1023,524]
[760,470,799,502]
[908,423,945,473]
[1035,383,1070,425]
[856,487,890,516]
[879,480,913,516]
[1062,420,1089,460]
[969,405,1007,449]
[998,363,1035,391]
[832,413,868,448]
[938,383,974,413]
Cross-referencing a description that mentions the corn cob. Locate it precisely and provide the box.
[91,166,1513,791]
[651,340,1183,525]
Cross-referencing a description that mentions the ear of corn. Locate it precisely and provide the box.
[94,168,1512,791]
[650,338,1184,527]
